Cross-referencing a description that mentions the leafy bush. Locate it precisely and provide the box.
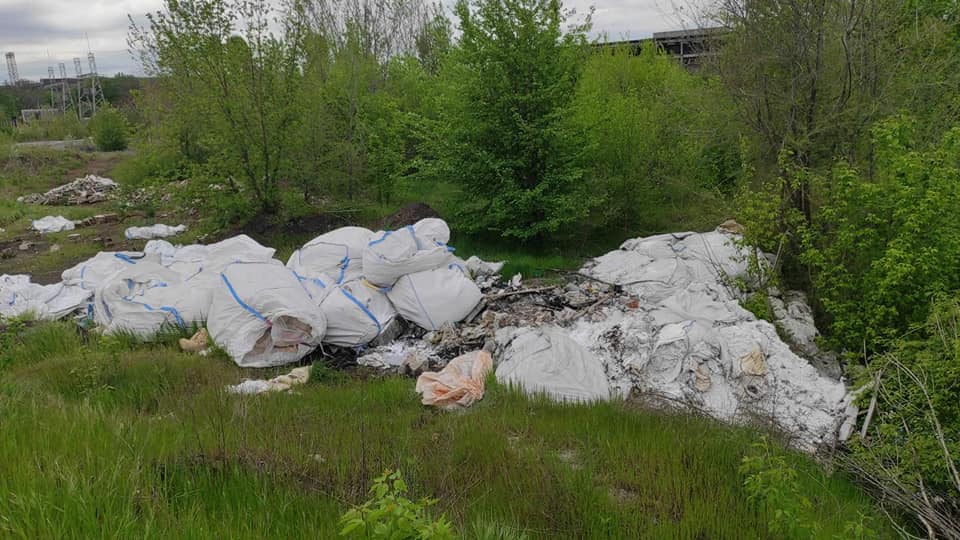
[570,46,741,235]
[845,297,960,535]
[13,114,88,142]
[339,470,455,539]
[89,107,129,151]
[801,118,960,351]
[740,436,878,539]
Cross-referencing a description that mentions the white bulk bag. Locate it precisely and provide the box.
[287,226,372,285]
[319,279,397,347]
[208,261,327,368]
[94,262,210,338]
[61,251,147,292]
[363,225,454,287]
[204,234,276,272]
[387,266,482,331]
[412,218,450,244]
[495,327,611,403]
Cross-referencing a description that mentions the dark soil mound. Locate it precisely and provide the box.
[377,203,440,229]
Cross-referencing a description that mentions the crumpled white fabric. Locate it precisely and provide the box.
[125,224,187,240]
[32,216,76,233]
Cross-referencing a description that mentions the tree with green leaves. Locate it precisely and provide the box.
[129,0,304,216]
[432,0,593,240]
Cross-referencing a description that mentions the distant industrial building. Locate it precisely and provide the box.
[597,27,726,68]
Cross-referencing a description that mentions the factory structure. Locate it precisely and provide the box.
[3,48,105,122]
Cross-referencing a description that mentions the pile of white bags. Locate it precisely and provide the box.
[3,220,486,368]
[362,220,482,331]
[287,226,371,285]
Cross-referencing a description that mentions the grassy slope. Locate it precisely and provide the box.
[0,322,892,539]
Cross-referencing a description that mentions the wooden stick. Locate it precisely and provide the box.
[859,368,883,438]
[485,286,558,301]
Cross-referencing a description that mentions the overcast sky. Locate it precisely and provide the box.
[1,0,685,81]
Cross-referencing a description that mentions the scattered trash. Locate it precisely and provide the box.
[32,215,76,234]
[227,366,311,395]
[125,224,188,240]
[179,328,209,353]
[2,217,859,452]
[19,175,118,206]
[416,350,493,409]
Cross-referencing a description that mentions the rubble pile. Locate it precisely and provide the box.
[18,175,118,206]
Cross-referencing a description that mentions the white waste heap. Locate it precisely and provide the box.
[0,218,857,451]
[1,220,483,368]
[32,215,76,234]
[554,230,855,451]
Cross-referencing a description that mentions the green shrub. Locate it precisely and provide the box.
[12,114,89,142]
[339,470,455,539]
[570,46,741,235]
[741,436,879,539]
[846,296,960,525]
[801,118,960,351]
[89,107,129,151]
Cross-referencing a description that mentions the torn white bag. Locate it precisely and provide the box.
[207,261,327,368]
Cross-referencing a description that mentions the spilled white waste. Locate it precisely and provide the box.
[549,230,855,451]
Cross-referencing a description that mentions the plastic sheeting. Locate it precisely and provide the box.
[495,327,612,403]
[581,231,752,304]
[287,227,371,285]
[32,215,76,234]
[416,350,493,409]
[125,224,187,240]
[388,266,482,332]
[207,261,327,368]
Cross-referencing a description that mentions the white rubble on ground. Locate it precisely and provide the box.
[124,224,187,240]
[19,175,118,205]
[31,215,76,234]
[541,229,856,451]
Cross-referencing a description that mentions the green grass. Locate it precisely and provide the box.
[0,321,895,539]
